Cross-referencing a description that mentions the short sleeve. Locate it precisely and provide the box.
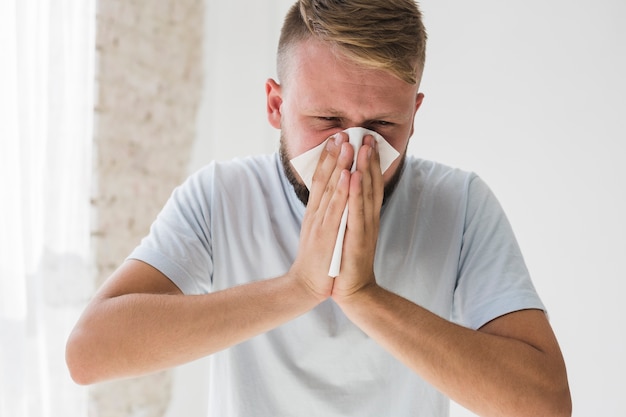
[452,176,545,329]
[127,165,214,295]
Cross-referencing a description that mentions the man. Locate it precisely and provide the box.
[66,1,571,416]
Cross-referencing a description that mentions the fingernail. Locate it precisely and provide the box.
[326,134,338,151]
[334,133,343,145]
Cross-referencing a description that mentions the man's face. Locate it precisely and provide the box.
[266,39,424,203]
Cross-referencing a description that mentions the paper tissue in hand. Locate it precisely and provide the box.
[290,127,400,277]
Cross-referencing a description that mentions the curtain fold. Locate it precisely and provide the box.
[0,0,95,416]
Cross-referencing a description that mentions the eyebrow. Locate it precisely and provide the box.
[308,107,409,121]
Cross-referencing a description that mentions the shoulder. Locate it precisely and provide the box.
[397,156,479,205]
[403,156,475,187]
[190,153,277,183]
[179,153,295,219]
[208,154,285,203]
[157,154,281,223]
[180,154,279,197]
[387,156,507,235]
[401,156,506,221]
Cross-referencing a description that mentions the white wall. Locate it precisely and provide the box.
[417,2,626,416]
[189,1,294,171]
[173,1,626,416]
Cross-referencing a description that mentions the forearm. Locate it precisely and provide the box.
[336,284,571,417]
[66,274,319,384]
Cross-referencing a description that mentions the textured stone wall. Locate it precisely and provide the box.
[90,0,203,415]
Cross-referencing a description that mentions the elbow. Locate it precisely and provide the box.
[544,395,572,417]
[65,329,100,386]
[539,380,572,417]
[535,353,572,417]
[554,387,573,417]
[511,386,571,417]
[550,366,572,417]
[512,372,572,417]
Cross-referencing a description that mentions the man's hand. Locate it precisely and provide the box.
[289,132,355,301]
[331,134,384,302]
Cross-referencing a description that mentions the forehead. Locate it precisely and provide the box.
[284,39,386,85]
[282,39,418,117]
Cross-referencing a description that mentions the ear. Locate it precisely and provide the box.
[409,92,425,137]
[265,78,283,130]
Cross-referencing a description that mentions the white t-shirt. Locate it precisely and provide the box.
[129,153,544,417]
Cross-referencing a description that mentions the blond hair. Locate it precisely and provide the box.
[277,0,427,85]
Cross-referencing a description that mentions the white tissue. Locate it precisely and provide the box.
[290,127,400,277]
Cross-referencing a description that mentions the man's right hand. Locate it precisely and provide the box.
[288,132,354,301]
[66,134,355,385]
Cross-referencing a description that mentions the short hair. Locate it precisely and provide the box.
[277,0,427,85]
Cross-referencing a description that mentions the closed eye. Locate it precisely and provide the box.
[364,120,396,131]
[314,116,342,129]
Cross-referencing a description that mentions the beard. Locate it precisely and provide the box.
[278,133,406,207]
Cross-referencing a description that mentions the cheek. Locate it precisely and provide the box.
[382,155,402,183]
[380,132,410,182]
[281,122,335,158]
[382,131,410,156]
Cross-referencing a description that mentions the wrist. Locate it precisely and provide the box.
[333,280,381,310]
[285,268,331,306]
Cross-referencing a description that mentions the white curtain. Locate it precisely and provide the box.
[0,0,95,416]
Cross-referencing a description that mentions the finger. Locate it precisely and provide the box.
[355,137,382,228]
[323,169,350,229]
[343,169,372,278]
[307,133,347,212]
[369,139,384,217]
[317,142,353,225]
[347,169,365,239]
[355,144,374,226]
[364,136,383,215]
[313,133,352,212]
